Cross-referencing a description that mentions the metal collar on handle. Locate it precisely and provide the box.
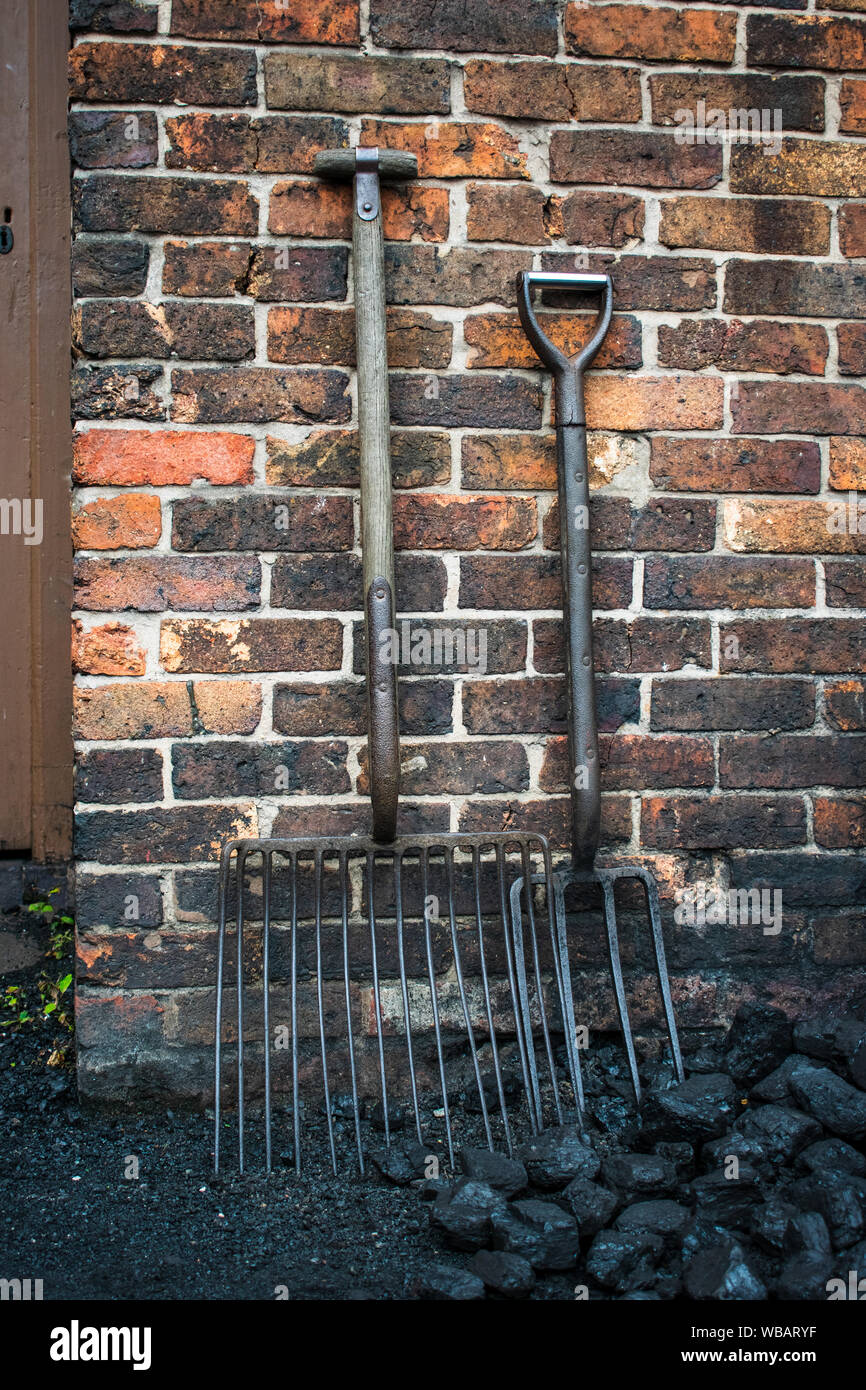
[517,271,613,378]
[355,146,380,221]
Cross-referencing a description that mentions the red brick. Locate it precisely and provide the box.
[75,300,254,362]
[839,324,866,378]
[72,621,146,677]
[565,4,737,63]
[192,682,262,735]
[644,556,814,610]
[393,495,536,551]
[360,741,529,797]
[642,796,806,850]
[264,53,450,114]
[360,120,528,179]
[389,374,541,430]
[463,60,641,123]
[459,555,632,612]
[268,180,449,242]
[69,41,258,105]
[826,561,866,609]
[584,375,723,431]
[825,680,866,732]
[650,437,821,495]
[457,797,631,853]
[462,432,644,492]
[172,740,350,799]
[541,252,717,312]
[724,260,866,318]
[747,13,866,71]
[829,438,866,491]
[659,197,829,255]
[266,429,450,490]
[721,736,866,790]
[466,184,559,245]
[551,130,721,190]
[550,732,715,791]
[732,383,866,437]
[720,619,866,674]
[814,799,866,850]
[73,429,254,486]
[658,319,827,375]
[75,555,261,612]
[69,110,158,169]
[731,140,866,198]
[74,175,258,235]
[723,498,866,556]
[162,241,253,298]
[650,72,825,134]
[160,618,343,674]
[170,368,351,426]
[369,0,558,56]
[385,245,531,307]
[534,617,711,675]
[840,79,866,134]
[559,192,645,248]
[171,0,360,45]
[75,804,258,865]
[165,114,350,175]
[650,678,815,733]
[267,306,452,369]
[72,494,161,550]
[464,312,641,370]
[171,494,352,553]
[74,681,192,740]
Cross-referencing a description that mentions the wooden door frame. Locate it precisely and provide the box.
[0,0,73,860]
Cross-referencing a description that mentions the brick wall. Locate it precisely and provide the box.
[70,0,866,1101]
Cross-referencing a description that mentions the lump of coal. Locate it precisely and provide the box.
[469,1249,535,1299]
[654,1140,696,1182]
[684,1240,767,1300]
[789,1063,866,1141]
[601,1152,679,1197]
[614,1200,691,1244]
[641,1073,738,1143]
[733,1104,822,1164]
[797,1138,866,1178]
[490,1198,580,1271]
[723,1003,793,1087]
[690,1167,762,1231]
[409,1264,485,1300]
[791,1170,866,1250]
[586,1230,664,1293]
[560,1178,620,1238]
[776,1254,833,1301]
[518,1125,600,1190]
[459,1145,527,1198]
[750,1054,805,1104]
[429,1179,507,1252]
[369,1141,430,1187]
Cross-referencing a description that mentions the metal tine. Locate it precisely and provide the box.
[236,847,247,1174]
[340,850,364,1174]
[473,845,513,1157]
[550,871,585,1116]
[213,842,232,1174]
[421,847,454,1169]
[394,852,423,1145]
[520,841,563,1126]
[508,872,542,1132]
[366,850,390,1149]
[445,846,493,1151]
[638,867,685,1084]
[600,873,641,1104]
[497,846,538,1137]
[315,850,337,1175]
[262,850,273,1173]
[289,852,300,1176]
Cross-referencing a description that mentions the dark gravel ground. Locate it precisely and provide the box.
[0,907,574,1301]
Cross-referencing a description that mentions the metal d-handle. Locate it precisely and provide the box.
[517,270,613,868]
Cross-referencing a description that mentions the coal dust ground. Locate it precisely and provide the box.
[0,907,571,1301]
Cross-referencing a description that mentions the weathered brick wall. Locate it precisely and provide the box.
[70,0,866,1101]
